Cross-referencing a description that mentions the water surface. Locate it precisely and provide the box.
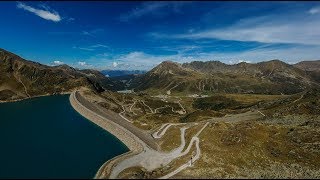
[0,95,128,178]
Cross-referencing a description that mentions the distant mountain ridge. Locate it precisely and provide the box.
[131,60,320,95]
[101,70,146,77]
[293,60,320,71]
[0,48,121,101]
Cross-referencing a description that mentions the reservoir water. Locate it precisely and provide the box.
[0,95,128,178]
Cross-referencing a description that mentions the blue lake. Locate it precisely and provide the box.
[0,95,128,178]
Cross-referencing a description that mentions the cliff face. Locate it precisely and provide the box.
[0,48,120,101]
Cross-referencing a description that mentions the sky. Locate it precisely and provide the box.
[1,1,320,70]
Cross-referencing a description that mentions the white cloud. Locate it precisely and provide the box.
[189,45,320,64]
[111,45,320,69]
[81,29,104,37]
[158,45,201,54]
[228,60,252,64]
[288,61,298,65]
[120,2,168,21]
[17,2,61,22]
[81,31,94,37]
[91,44,108,48]
[79,47,94,51]
[95,51,170,70]
[96,53,111,58]
[73,44,109,51]
[65,42,320,71]
[73,46,94,51]
[119,2,190,21]
[78,61,87,66]
[119,51,164,64]
[68,17,75,21]
[167,13,320,45]
[53,60,64,65]
[68,61,93,69]
[309,7,320,14]
[239,60,251,63]
[49,29,104,37]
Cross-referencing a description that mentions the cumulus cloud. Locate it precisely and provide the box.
[68,42,320,71]
[118,52,164,64]
[95,51,168,70]
[112,44,320,69]
[53,60,64,65]
[17,2,61,22]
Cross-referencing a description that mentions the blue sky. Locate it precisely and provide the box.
[1,1,320,70]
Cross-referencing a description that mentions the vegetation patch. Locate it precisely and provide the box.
[180,110,225,123]
[192,95,241,111]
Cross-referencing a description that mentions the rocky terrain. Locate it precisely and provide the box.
[294,60,320,72]
[293,60,320,84]
[131,60,320,95]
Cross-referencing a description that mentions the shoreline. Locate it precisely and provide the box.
[0,91,72,104]
[69,91,147,178]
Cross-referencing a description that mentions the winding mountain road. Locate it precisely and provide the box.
[152,123,185,139]
[119,105,133,123]
[109,122,208,179]
[159,122,209,179]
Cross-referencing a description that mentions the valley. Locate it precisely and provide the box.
[75,86,320,178]
[1,49,320,179]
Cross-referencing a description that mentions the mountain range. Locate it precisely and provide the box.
[131,60,320,95]
[1,48,320,101]
[101,70,146,77]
